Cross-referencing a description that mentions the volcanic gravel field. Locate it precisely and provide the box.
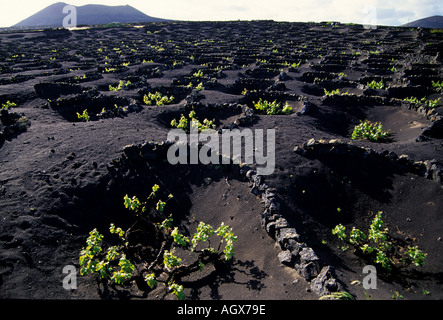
[0,21,442,301]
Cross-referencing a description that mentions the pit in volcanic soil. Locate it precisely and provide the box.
[0,21,442,300]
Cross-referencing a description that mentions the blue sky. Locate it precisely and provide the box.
[0,0,442,27]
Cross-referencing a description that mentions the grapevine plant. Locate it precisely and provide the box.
[170,110,216,133]
[143,91,175,106]
[323,88,349,96]
[332,212,427,271]
[76,109,90,122]
[253,98,292,115]
[79,184,237,300]
[366,79,385,90]
[404,96,441,109]
[351,120,390,142]
[109,80,132,91]
[1,100,17,110]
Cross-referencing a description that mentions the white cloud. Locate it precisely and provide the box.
[374,0,442,25]
[0,0,441,27]
[376,7,414,26]
[142,0,442,25]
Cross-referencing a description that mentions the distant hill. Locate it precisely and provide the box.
[13,2,166,28]
[401,15,443,28]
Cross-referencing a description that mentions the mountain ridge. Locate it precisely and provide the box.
[401,15,443,28]
[14,2,166,28]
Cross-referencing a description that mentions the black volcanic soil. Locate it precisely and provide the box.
[0,21,442,301]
